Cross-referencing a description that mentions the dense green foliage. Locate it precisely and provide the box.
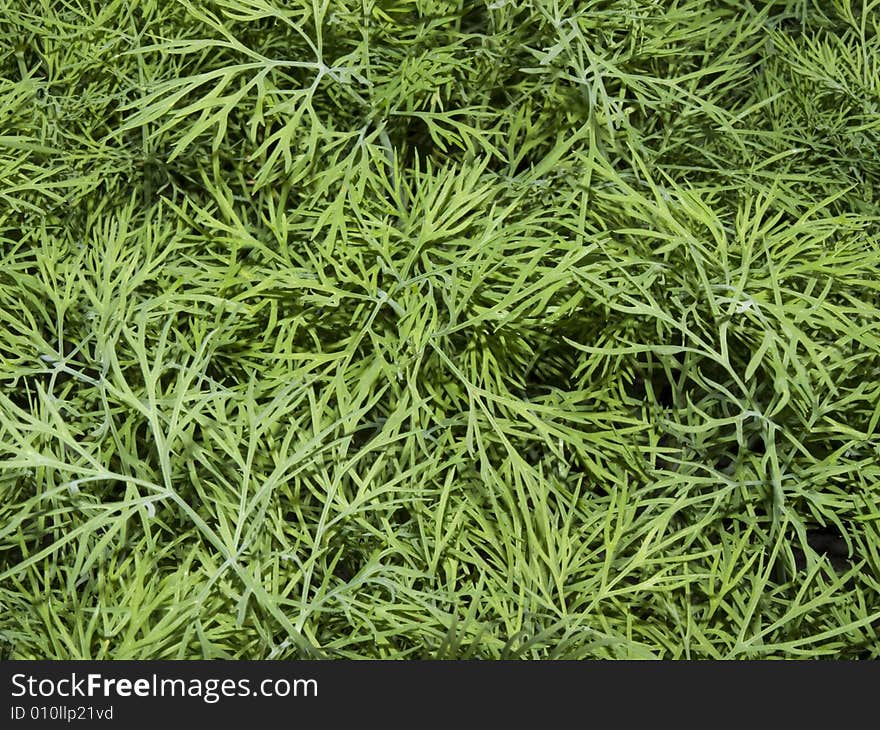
[1,0,879,658]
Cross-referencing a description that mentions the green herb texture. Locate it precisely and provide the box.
[1,0,879,659]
